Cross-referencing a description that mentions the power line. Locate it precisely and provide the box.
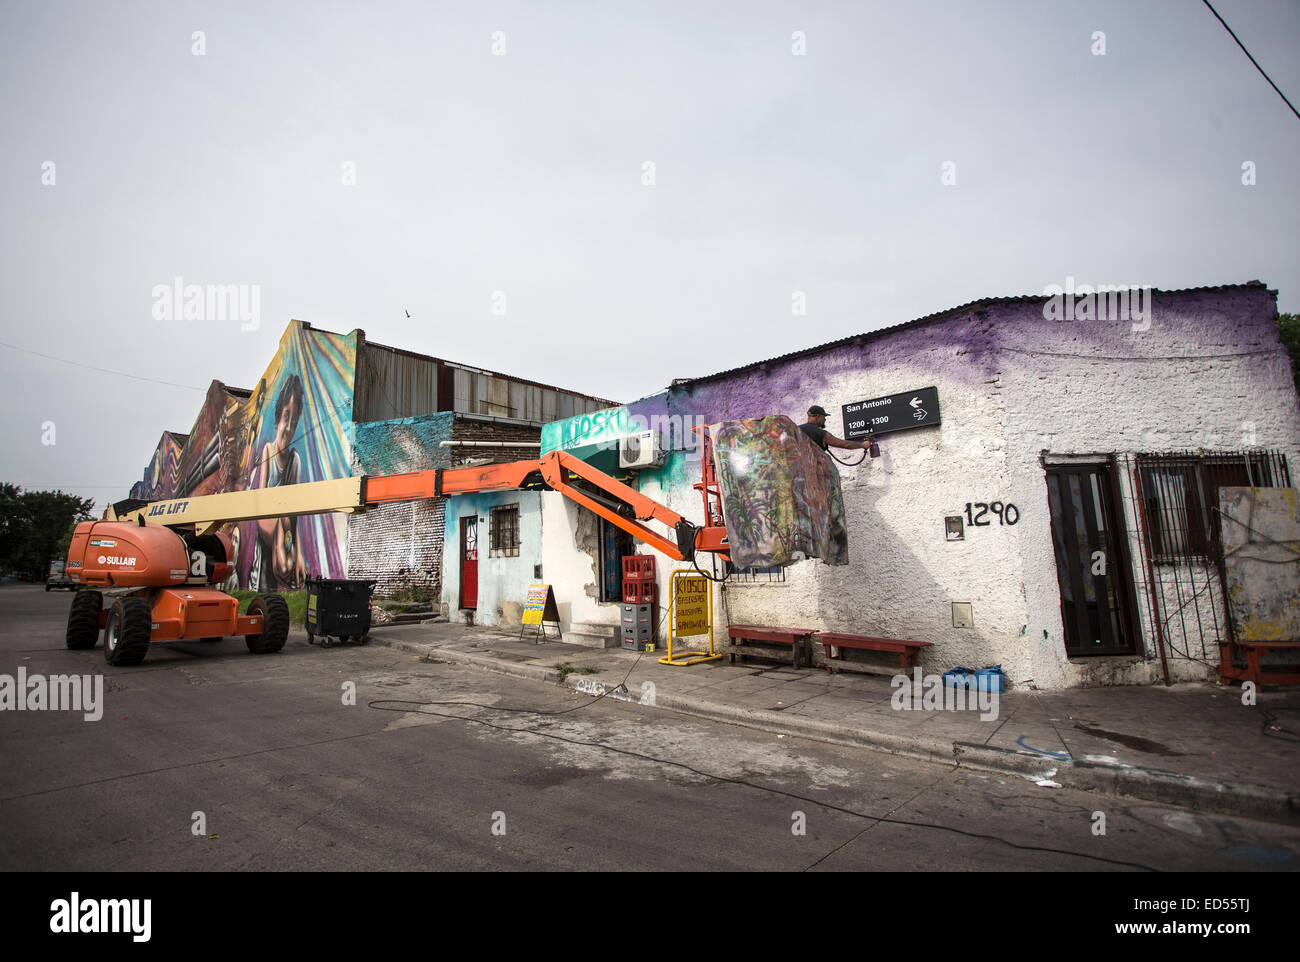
[1202,0,1300,121]
[0,339,208,392]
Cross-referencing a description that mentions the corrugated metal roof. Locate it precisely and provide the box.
[364,338,617,406]
[673,281,1275,388]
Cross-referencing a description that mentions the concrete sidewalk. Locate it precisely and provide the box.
[365,621,1300,824]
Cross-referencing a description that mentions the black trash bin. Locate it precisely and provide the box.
[306,577,377,647]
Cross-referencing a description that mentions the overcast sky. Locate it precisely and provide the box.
[2,0,1298,511]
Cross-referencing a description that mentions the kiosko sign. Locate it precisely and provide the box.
[842,387,940,439]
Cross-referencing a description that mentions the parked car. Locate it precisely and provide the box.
[45,560,75,591]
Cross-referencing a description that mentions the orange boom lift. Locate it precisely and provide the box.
[65,443,731,666]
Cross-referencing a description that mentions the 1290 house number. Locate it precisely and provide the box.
[964,502,1019,526]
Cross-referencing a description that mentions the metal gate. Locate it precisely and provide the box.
[1116,450,1291,664]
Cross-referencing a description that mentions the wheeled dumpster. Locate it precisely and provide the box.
[306,577,377,647]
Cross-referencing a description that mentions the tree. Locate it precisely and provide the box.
[0,486,95,579]
[1277,312,1300,397]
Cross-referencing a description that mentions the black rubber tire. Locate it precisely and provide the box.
[104,596,153,666]
[66,590,103,650]
[245,594,289,653]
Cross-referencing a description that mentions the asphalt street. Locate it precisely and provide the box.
[1,583,1297,871]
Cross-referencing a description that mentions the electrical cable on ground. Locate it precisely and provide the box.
[366,690,1160,871]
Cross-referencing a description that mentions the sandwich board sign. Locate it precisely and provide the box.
[521,583,560,642]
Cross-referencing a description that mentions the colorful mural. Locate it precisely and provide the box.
[129,321,360,591]
[129,431,187,501]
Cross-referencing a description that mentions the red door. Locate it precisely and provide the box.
[460,517,478,610]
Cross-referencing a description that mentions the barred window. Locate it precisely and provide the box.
[728,564,785,583]
[1138,451,1289,563]
[489,504,520,557]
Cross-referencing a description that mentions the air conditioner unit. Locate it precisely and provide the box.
[619,430,665,469]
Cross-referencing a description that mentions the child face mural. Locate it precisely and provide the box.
[250,373,308,591]
[275,391,301,465]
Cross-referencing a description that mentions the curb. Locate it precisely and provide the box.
[368,635,1300,825]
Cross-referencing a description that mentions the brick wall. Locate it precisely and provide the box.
[450,416,542,464]
[347,498,446,597]
[345,413,544,597]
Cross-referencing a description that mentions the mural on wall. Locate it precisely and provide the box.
[129,431,186,501]
[129,321,359,592]
[176,382,247,499]
[232,323,358,591]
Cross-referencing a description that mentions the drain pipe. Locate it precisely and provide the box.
[438,441,541,448]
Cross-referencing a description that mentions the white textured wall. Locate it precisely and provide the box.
[536,286,1300,689]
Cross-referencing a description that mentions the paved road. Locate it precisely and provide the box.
[1,583,1296,871]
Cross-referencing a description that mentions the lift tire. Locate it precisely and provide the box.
[66,590,103,650]
[104,596,152,666]
[245,594,289,654]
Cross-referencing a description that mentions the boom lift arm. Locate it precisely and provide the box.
[109,449,729,563]
[72,430,733,667]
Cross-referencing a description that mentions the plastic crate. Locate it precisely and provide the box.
[622,555,656,582]
[621,580,655,604]
[620,603,654,627]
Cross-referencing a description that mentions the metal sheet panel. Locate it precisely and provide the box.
[358,346,437,422]
[1220,487,1300,643]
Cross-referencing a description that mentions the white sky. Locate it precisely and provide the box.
[2,0,1298,510]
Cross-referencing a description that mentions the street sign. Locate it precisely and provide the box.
[674,574,710,636]
[842,386,940,439]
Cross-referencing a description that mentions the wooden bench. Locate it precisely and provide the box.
[1217,640,1300,687]
[816,633,932,674]
[728,625,817,669]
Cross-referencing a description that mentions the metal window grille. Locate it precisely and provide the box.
[728,564,785,583]
[489,504,520,557]
[1136,451,1290,564]
[1117,449,1290,663]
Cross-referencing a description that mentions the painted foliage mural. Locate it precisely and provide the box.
[710,415,849,569]
[130,321,358,591]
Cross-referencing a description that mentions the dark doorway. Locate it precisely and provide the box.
[598,517,634,603]
[1046,462,1141,657]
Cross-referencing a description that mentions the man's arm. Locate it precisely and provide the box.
[825,433,867,450]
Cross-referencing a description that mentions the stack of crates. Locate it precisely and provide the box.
[621,555,656,651]
[622,555,656,604]
[620,602,655,651]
